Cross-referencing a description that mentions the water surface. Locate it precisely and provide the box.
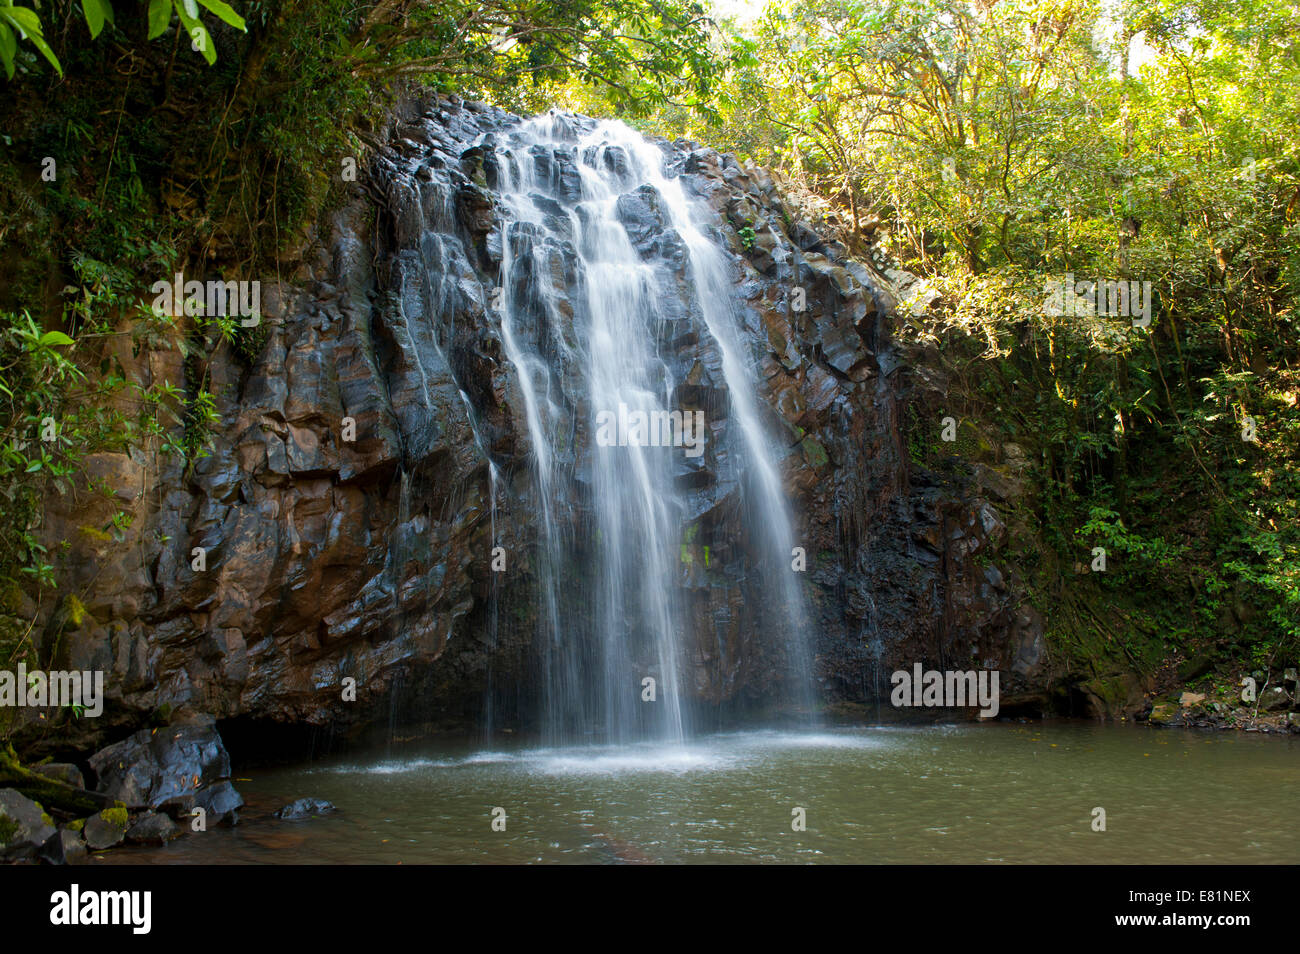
[103,723,1298,864]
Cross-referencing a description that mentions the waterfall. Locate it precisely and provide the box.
[486,112,813,745]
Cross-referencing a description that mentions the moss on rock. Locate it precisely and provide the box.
[98,805,128,828]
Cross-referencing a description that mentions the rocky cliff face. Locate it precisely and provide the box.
[22,94,1045,761]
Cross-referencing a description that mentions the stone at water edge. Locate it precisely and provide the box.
[59,828,88,862]
[1261,686,1291,711]
[88,715,242,823]
[157,793,196,820]
[199,781,244,825]
[39,828,89,865]
[159,784,243,826]
[1147,703,1179,725]
[0,788,58,861]
[126,811,181,845]
[83,808,129,850]
[1179,691,1206,708]
[275,797,338,819]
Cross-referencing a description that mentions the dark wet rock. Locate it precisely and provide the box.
[126,811,181,845]
[1261,686,1291,711]
[616,185,671,257]
[0,789,57,861]
[198,781,244,825]
[88,718,239,817]
[1148,703,1181,726]
[83,809,128,851]
[32,763,85,789]
[39,828,88,865]
[156,793,195,821]
[275,798,337,819]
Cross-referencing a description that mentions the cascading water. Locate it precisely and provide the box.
[485,112,815,745]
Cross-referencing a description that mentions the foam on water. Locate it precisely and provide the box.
[319,728,890,778]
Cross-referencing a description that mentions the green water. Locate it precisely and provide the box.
[101,723,1298,864]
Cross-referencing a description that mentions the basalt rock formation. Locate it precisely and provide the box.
[19,93,1043,764]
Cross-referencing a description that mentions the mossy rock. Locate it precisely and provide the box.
[0,582,23,614]
[149,702,175,727]
[54,593,91,631]
[0,744,113,814]
[78,524,115,543]
[1078,670,1145,719]
[1080,675,1128,709]
[801,437,829,469]
[98,805,128,828]
[1149,702,1176,724]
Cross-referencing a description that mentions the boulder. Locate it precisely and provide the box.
[1148,703,1179,726]
[126,811,182,845]
[88,717,242,823]
[32,763,86,789]
[83,807,128,851]
[275,798,338,820]
[0,789,57,861]
[1261,686,1291,711]
[39,827,89,865]
[196,781,244,825]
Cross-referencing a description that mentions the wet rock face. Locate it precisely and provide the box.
[29,94,1035,755]
[666,143,1035,709]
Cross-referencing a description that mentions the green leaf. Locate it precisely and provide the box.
[0,22,14,79]
[147,0,171,39]
[79,0,106,38]
[15,23,58,74]
[0,7,62,75]
[38,330,75,347]
[174,4,215,64]
[196,0,244,31]
[1,7,43,35]
[190,22,215,64]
